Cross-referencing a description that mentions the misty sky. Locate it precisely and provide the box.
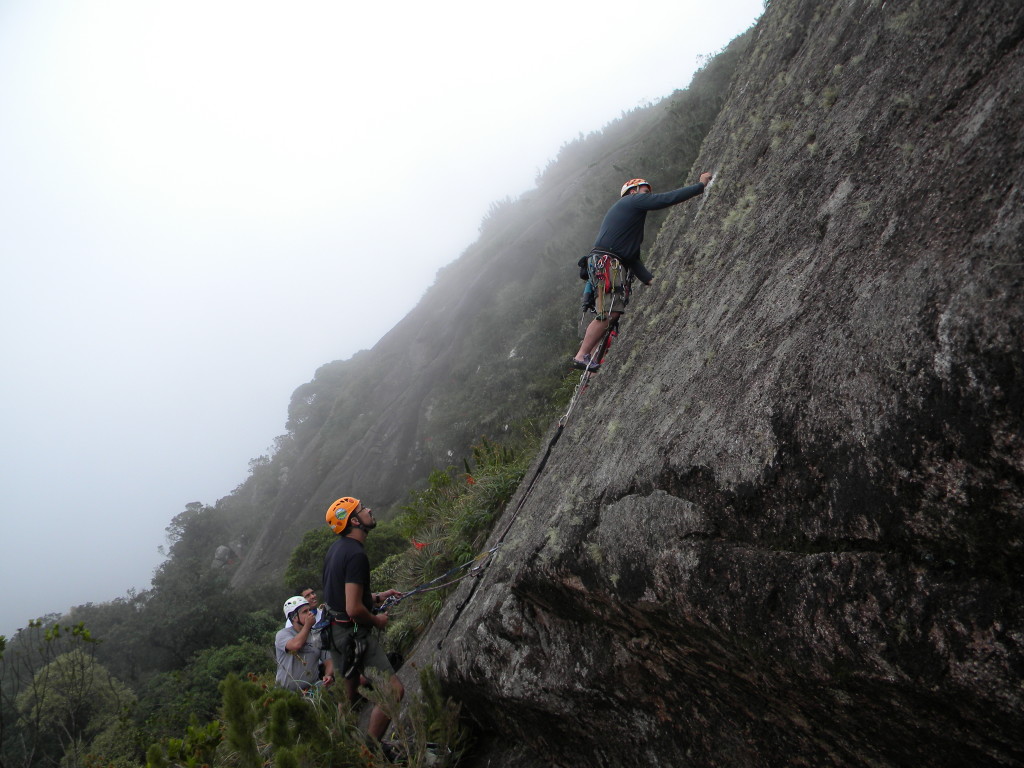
[0,0,763,637]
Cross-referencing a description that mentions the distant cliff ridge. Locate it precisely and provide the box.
[417,1,1024,765]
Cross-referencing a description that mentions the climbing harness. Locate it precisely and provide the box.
[317,607,370,680]
[581,251,632,323]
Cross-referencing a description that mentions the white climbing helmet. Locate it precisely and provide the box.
[282,595,308,621]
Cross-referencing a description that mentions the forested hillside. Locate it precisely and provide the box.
[0,28,755,768]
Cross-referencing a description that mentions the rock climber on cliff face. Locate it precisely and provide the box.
[573,171,713,371]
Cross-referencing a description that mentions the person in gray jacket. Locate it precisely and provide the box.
[274,595,334,692]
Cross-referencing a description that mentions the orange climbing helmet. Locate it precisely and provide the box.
[326,497,360,534]
[620,178,651,197]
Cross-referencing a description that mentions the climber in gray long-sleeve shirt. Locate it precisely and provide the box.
[573,172,712,371]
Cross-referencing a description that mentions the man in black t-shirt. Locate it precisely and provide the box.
[322,496,403,743]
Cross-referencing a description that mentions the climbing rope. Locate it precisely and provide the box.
[378,548,495,611]
[435,279,630,646]
[558,313,621,428]
[393,258,637,645]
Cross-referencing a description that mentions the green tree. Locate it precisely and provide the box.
[133,504,261,671]
[282,527,333,594]
[139,636,275,739]
[1,619,96,768]
[15,648,134,767]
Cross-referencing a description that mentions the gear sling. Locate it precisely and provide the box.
[320,607,370,680]
[580,250,632,321]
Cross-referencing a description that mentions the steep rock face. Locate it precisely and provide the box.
[228,50,747,586]
[419,1,1024,765]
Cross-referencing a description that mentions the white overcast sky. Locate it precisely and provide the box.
[0,0,763,636]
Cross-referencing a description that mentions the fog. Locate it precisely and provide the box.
[0,0,763,637]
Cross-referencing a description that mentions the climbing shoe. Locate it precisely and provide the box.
[572,355,600,372]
